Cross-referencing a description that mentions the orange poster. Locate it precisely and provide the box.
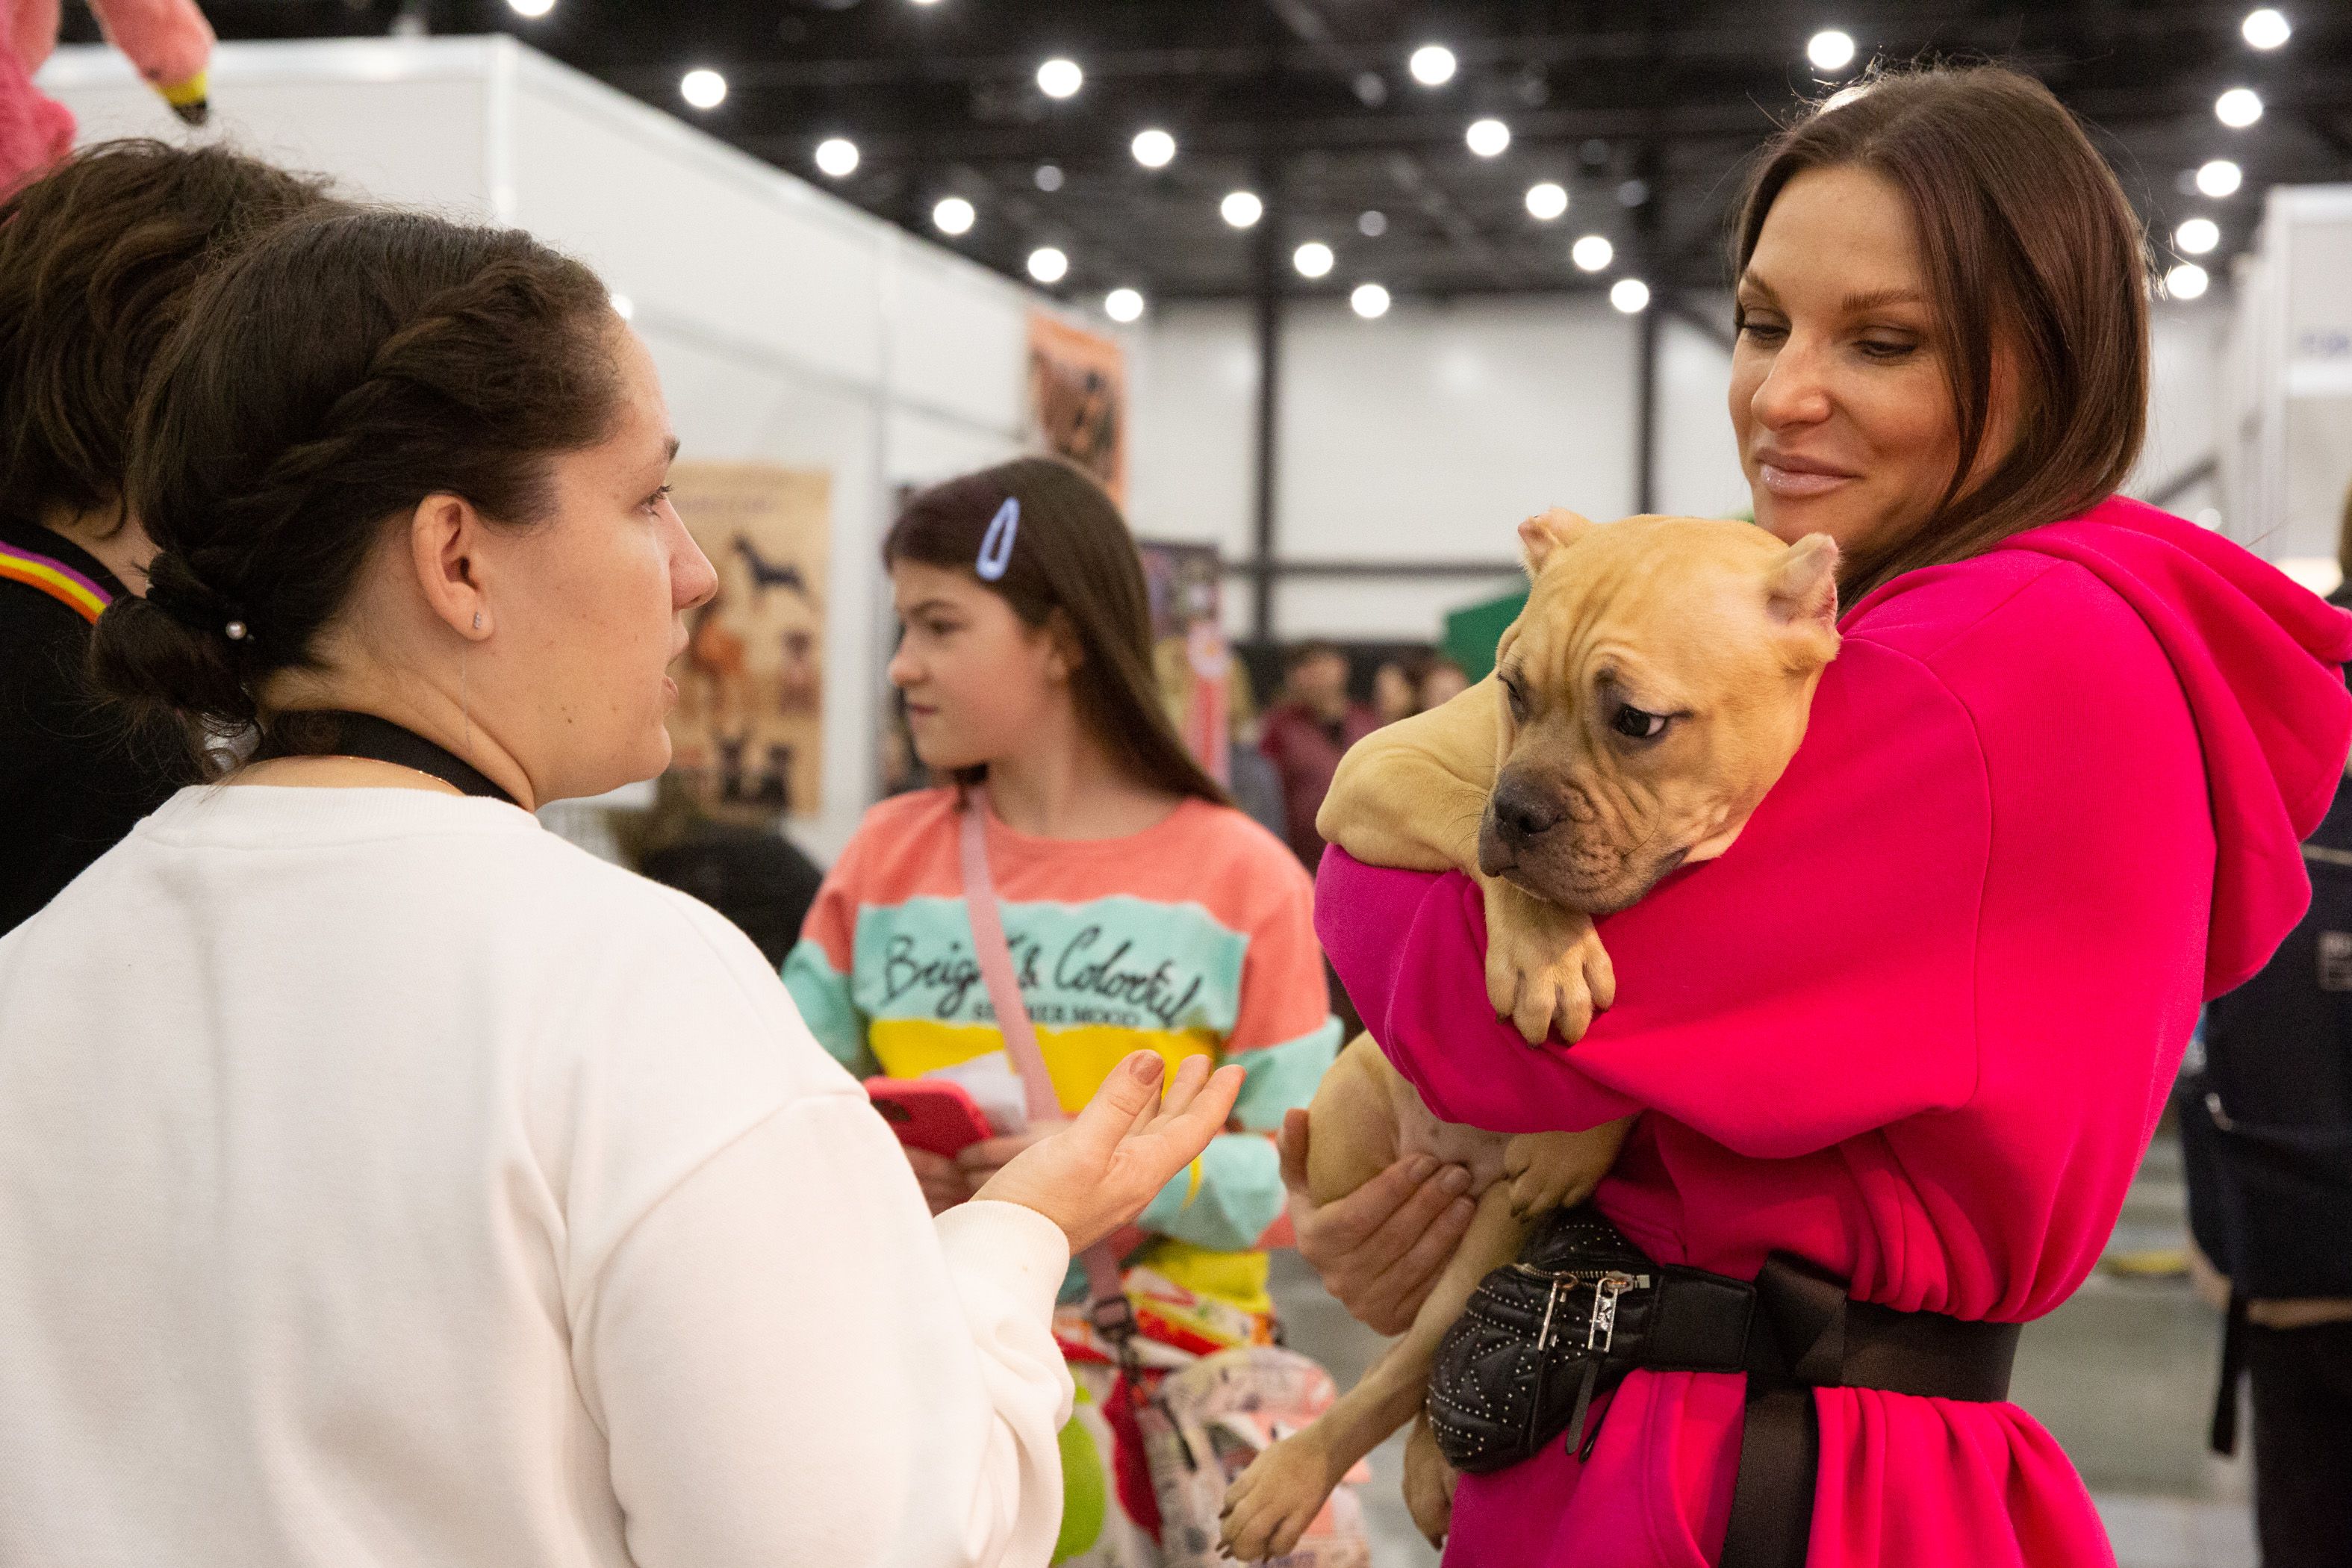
[1027,311,1127,503]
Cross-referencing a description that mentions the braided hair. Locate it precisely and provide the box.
[91,211,623,759]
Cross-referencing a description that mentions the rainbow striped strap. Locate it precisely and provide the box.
[0,537,112,624]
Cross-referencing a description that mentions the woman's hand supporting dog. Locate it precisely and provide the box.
[976,1051,1244,1254]
[1279,1107,1478,1335]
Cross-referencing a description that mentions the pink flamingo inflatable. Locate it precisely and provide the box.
[3,0,215,192]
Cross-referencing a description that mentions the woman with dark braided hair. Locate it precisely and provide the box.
[0,208,1242,1567]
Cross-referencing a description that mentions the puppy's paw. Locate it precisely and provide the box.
[1220,1432,1337,1564]
[1480,881,1611,1045]
[1503,1121,1635,1218]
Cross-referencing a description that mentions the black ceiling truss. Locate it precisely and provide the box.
[70,0,2352,306]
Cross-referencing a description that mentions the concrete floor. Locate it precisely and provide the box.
[1268,1130,2259,1567]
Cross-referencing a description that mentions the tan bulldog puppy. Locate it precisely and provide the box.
[1219,511,1840,1560]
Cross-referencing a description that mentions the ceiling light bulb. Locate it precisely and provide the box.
[814,137,859,178]
[2242,8,2290,49]
[1351,282,1391,319]
[679,69,727,110]
[1466,119,1511,158]
[1033,164,1064,192]
[1611,278,1651,314]
[1104,287,1145,323]
[1293,242,1334,279]
[1571,234,1614,272]
[1131,128,1176,168]
[1027,247,1068,284]
[506,0,553,17]
[932,196,974,235]
[1357,210,1387,237]
[2195,159,2244,197]
[1037,57,1082,99]
[2165,262,2210,301]
[2216,87,2263,128]
[1525,181,1569,220]
[1221,190,1263,228]
[1807,30,1857,71]
[1408,45,1456,87]
[2175,217,2220,255]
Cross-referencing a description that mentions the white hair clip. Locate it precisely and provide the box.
[976,497,1020,582]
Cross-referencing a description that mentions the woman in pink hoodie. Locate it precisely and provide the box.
[1300,64,2352,1568]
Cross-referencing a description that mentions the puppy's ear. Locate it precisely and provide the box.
[1766,534,1841,660]
[1517,509,1595,576]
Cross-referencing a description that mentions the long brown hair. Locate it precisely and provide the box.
[1733,64,2150,605]
[885,457,1229,807]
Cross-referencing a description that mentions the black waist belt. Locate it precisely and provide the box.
[1717,1252,2023,1568]
[1428,1216,2025,1564]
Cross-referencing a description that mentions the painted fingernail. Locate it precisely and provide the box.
[1131,1054,1165,1083]
[1440,1166,1472,1194]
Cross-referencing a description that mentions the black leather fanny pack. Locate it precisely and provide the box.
[1428,1206,1755,1473]
[1428,1204,2023,1568]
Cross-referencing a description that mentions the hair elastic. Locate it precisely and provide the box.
[976,497,1019,582]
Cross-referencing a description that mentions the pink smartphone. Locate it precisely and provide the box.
[865,1077,996,1158]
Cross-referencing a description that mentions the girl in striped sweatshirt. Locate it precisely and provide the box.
[784,458,1341,1562]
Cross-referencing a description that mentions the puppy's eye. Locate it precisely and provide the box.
[1611,704,1668,741]
[1501,676,1528,722]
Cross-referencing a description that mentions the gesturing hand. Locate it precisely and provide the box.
[975,1051,1244,1254]
[1279,1108,1476,1336]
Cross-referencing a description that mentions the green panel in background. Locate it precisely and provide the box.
[1443,589,1527,682]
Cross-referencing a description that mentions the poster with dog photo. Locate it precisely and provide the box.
[664,462,830,818]
[1027,311,1126,503]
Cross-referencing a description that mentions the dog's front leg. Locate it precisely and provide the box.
[1477,874,1616,1045]
[1220,1183,1530,1563]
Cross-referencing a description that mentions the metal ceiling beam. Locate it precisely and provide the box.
[594,6,2337,94]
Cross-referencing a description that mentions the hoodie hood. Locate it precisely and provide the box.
[1961,497,2352,996]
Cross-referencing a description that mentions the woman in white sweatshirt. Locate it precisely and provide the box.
[0,208,1240,1568]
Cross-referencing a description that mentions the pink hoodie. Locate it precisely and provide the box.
[1316,498,2352,1567]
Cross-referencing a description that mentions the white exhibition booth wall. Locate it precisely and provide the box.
[40,34,1096,861]
[2222,184,2352,584]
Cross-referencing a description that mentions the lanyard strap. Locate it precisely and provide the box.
[956,787,1062,1124]
[272,711,517,805]
[958,785,1135,1325]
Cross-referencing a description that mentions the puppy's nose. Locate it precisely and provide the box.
[1490,775,1561,847]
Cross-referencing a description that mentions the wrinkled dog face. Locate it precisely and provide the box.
[1477,511,1841,915]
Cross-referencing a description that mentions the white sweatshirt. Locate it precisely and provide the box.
[0,785,1074,1568]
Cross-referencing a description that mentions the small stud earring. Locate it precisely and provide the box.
[473,611,482,630]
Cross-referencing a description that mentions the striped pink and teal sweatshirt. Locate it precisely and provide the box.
[783,787,1340,1307]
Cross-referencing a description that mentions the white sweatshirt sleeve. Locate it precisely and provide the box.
[573,1092,1074,1568]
